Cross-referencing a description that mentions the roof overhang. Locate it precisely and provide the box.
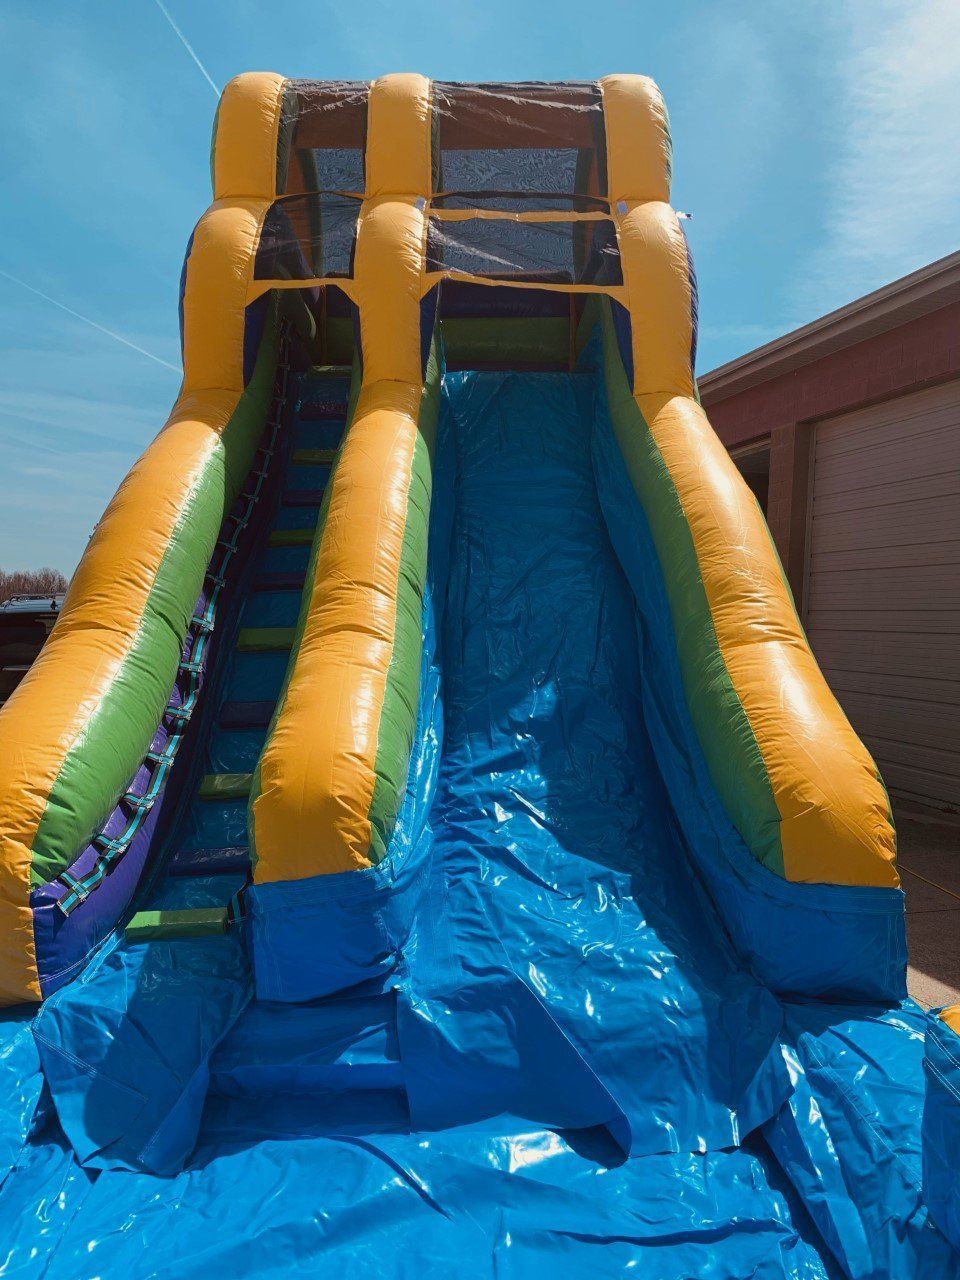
[699,249,960,402]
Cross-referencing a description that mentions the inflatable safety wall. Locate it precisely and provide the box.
[1,72,958,1279]
[0,74,902,1007]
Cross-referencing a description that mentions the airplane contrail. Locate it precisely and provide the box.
[150,0,220,97]
[0,269,181,374]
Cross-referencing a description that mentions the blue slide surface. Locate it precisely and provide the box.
[0,369,955,1279]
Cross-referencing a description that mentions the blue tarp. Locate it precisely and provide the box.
[0,369,956,1278]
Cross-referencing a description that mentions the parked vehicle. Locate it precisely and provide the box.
[0,593,63,705]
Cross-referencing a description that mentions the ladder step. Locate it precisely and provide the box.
[268,527,315,547]
[220,700,275,730]
[168,845,249,876]
[253,571,306,592]
[126,908,229,942]
[282,488,325,507]
[293,447,337,466]
[237,626,295,652]
[199,772,253,801]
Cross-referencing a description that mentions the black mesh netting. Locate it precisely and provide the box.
[426,215,621,286]
[432,82,606,200]
[283,80,369,195]
[255,194,361,280]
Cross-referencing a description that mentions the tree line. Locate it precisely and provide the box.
[0,568,69,602]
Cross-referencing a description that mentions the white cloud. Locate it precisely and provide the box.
[798,0,960,312]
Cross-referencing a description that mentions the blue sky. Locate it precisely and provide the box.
[1,0,957,572]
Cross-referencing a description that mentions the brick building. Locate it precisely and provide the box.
[700,251,960,811]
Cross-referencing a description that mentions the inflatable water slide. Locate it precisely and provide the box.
[0,74,957,1278]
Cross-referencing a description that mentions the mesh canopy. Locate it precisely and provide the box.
[433,192,608,212]
[437,148,583,201]
[257,80,622,301]
[298,148,364,193]
[433,82,602,140]
[426,216,621,286]
[432,82,606,201]
[255,194,360,280]
[283,80,368,195]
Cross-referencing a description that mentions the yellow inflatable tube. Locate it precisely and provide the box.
[249,74,439,881]
[598,75,896,886]
[0,72,287,1005]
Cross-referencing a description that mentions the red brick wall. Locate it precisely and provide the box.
[701,301,960,606]
[702,300,960,448]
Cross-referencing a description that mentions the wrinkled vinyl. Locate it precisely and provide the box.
[0,371,958,1278]
[393,371,788,1153]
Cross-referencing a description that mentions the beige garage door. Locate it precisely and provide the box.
[804,379,960,808]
